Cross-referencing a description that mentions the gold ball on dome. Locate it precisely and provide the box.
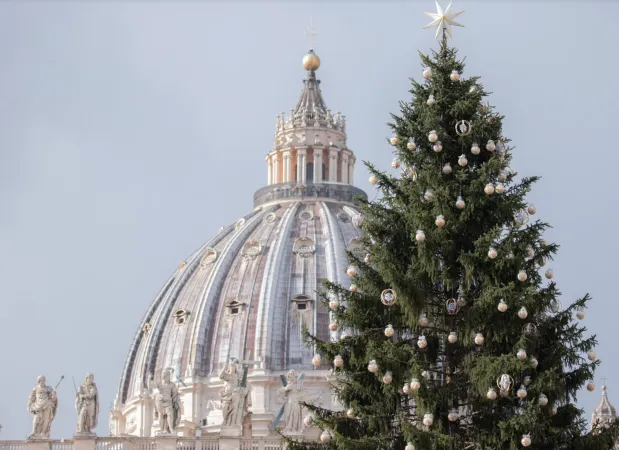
[302,49,321,71]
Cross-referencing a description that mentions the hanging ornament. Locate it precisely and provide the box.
[422,413,434,427]
[423,67,433,79]
[455,196,465,209]
[384,324,395,337]
[368,360,378,373]
[474,333,485,345]
[486,140,496,152]
[448,331,458,344]
[497,374,514,393]
[471,143,480,155]
[517,348,528,360]
[549,299,562,313]
[448,409,459,422]
[488,247,498,259]
[303,414,313,427]
[517,270,528,282]
[450,70,461,81]
[495,183,505,194]
[517,385,528,398]
[349,284,358,293]
[588,351,597,361]
[523,323,538,337]
[442,162,453,174]
[328,299,339,309]
[484,183,495,195]
[409,166,418,181]
[312,354,322,367]
[368,175,377,185]
[526,246,535,259]
[428,130,438,142]
[530,357,539,369]
[380,289,397,306]
[518,307,528,320]
[514,209,530,227]
[416,230,426,242]
[545,269,554,279]
[382,371,393,384]
[505,252,515,260]
[498,170,507,182]
[458,154,468,167]
[455,120,472,136]
[407,138,417,151]
[497,299,508,312]
[402,383,411,394]
[320,430,331,443]
[329,321,338,331]
[426,94,436,106]
[445,298,460,315]
[523,376,532,386]
[418,313,429,327]
[433,141,443,152]
[435,215,446,228]
[390,136,399,146]
[521,435,532,447]
[576,309,585,320]
[405,443,415,450]
[528,204,537,215]
[486,388,498,400]
[410,378,421,391]
[538,393,549,406]
[334,355,344,367]
[587,382,596,391]
[417,335,428,349]
[346,266,357,277]
[424,189,435,201]
[391,159,401,169]
[346,408,355,419]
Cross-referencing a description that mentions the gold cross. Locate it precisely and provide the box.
[305,17,319,49]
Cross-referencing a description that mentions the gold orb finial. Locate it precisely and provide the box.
[302,49,320,71]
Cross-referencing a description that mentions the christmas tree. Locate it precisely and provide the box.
[285,2,618,449]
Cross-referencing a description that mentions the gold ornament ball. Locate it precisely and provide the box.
[486,388,497,400]
[471,143,481,155]
[458,154,468,167]
[426,95,436,106]
[368,360,379,373]
[417,335,428,349]
[390,136,399,146]
[302,50,321,71]
[422,413,434,427]
[347,265,357,277]
[486,140,496,152]
[518,270,528,282]
[498,299,508,312]
[423,67,433,79]
[530,357,539,369]
[334,355,344,367]
[369,175,377,185]
[405,443,416,450]
[495,183,505,194]
[484,183,495,195]
[433,141,443,152]
[416,230,426,242]
[328,299,339,309]
[435,215,446,228]
[346,408,356,419]
[545,269,554,279]
[450,70,461,81]
[349,284,358,293]
[384,324,395,337]
[329,321,338,331]
[402,383,411,394]
[576,310,586,320]
[382,371,393,384]
[407,138,416,150]
[587,383,596,392]
[456,196,466,209]
[517,386,528,398]
[303,415,313,427]
[428,130,439,142]
[528,204,537,215]
[410,378,421,391]
[488,247,498,259]
[517,348,527,360]
[588,351,597,361]
[391,159,401,169]
[442,163,453,175]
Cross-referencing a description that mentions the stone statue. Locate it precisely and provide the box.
[27,376,58,440]
[149,369,180,434]
[75,374,99,434]
[278,370,306,432]
[219,363,251,426]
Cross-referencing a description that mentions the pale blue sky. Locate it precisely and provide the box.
[1,0,618,440]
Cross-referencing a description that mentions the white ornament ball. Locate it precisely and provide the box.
[526,246,535,259]
[587,383,596,392]
[488,247,498,259]
[428,130,438,143]
[346,408,355,419]
[384,324,395,337]
[498,170,508,182]
[416,230,426,242]
[545,269,554,280]
[410,378,421,391]
[329,321,338,331]
[369,175,377,185]
[405,443,415,450]
[347,266,357,277]
[523,376,532,386]
[423,68,432,80]
[442,163,453,175]
[382,371,393,384]
[450,70,461,81]
[435,215,446,228]
[391,159,401,169]
[426,94,436,106]
[418,313,429,327]
[475,333,485,345]
[521,435,532,447]
[518,306,528,320]
[498,299,508,312]
[551,407,558,416]
[471,143,481,155]
[456,196,466,209]
[495,183,505,194]
[422,413,434,428]
[328,299,339,309]
[448,331,458,344]
[390,136,399,146]
[402,383,411,394]
[303,415,313,427]
[334,355,344,367]
[320,430,331,443]
[484,183,495,195]
[528,204,537,215]
[588,351,597,361]
[433,141,443,153]
[486,140,496,152]
[424,189,435,201]
[417,335,428,349]
[505,252,515,260]
[368,360,378,373]
[530,357,539,369]
[517,385,528,398]
[517,348,528,360]
[518,270,528,282]
[312,354,322,367]
[448,410,459,422]
[576,310,585,320]
[407,138,416,151]
[538,393,549,406]
[458,154,468,167]
[487,388,497,400]
[349,284,358,293]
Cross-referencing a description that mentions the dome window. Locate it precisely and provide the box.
[292,294,313,311]
[226,300,246,317]
[293,237,315,258]
[299,210,314,221]
[173,309,190,325]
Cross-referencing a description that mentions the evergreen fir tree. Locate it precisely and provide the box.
[285,13,619,450]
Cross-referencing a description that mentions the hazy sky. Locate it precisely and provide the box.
[1,0,618,440]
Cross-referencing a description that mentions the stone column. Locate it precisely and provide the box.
[266,155,272,185]
[297,147,307,184]
[272,154,280,184]
[282,150,292,182]
[341,153,349,184]
[313,149,323,183]
[328,149,339,183]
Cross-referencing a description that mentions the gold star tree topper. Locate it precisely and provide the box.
[424,0,465,40]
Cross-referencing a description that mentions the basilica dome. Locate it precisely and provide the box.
[110,49,367,438]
